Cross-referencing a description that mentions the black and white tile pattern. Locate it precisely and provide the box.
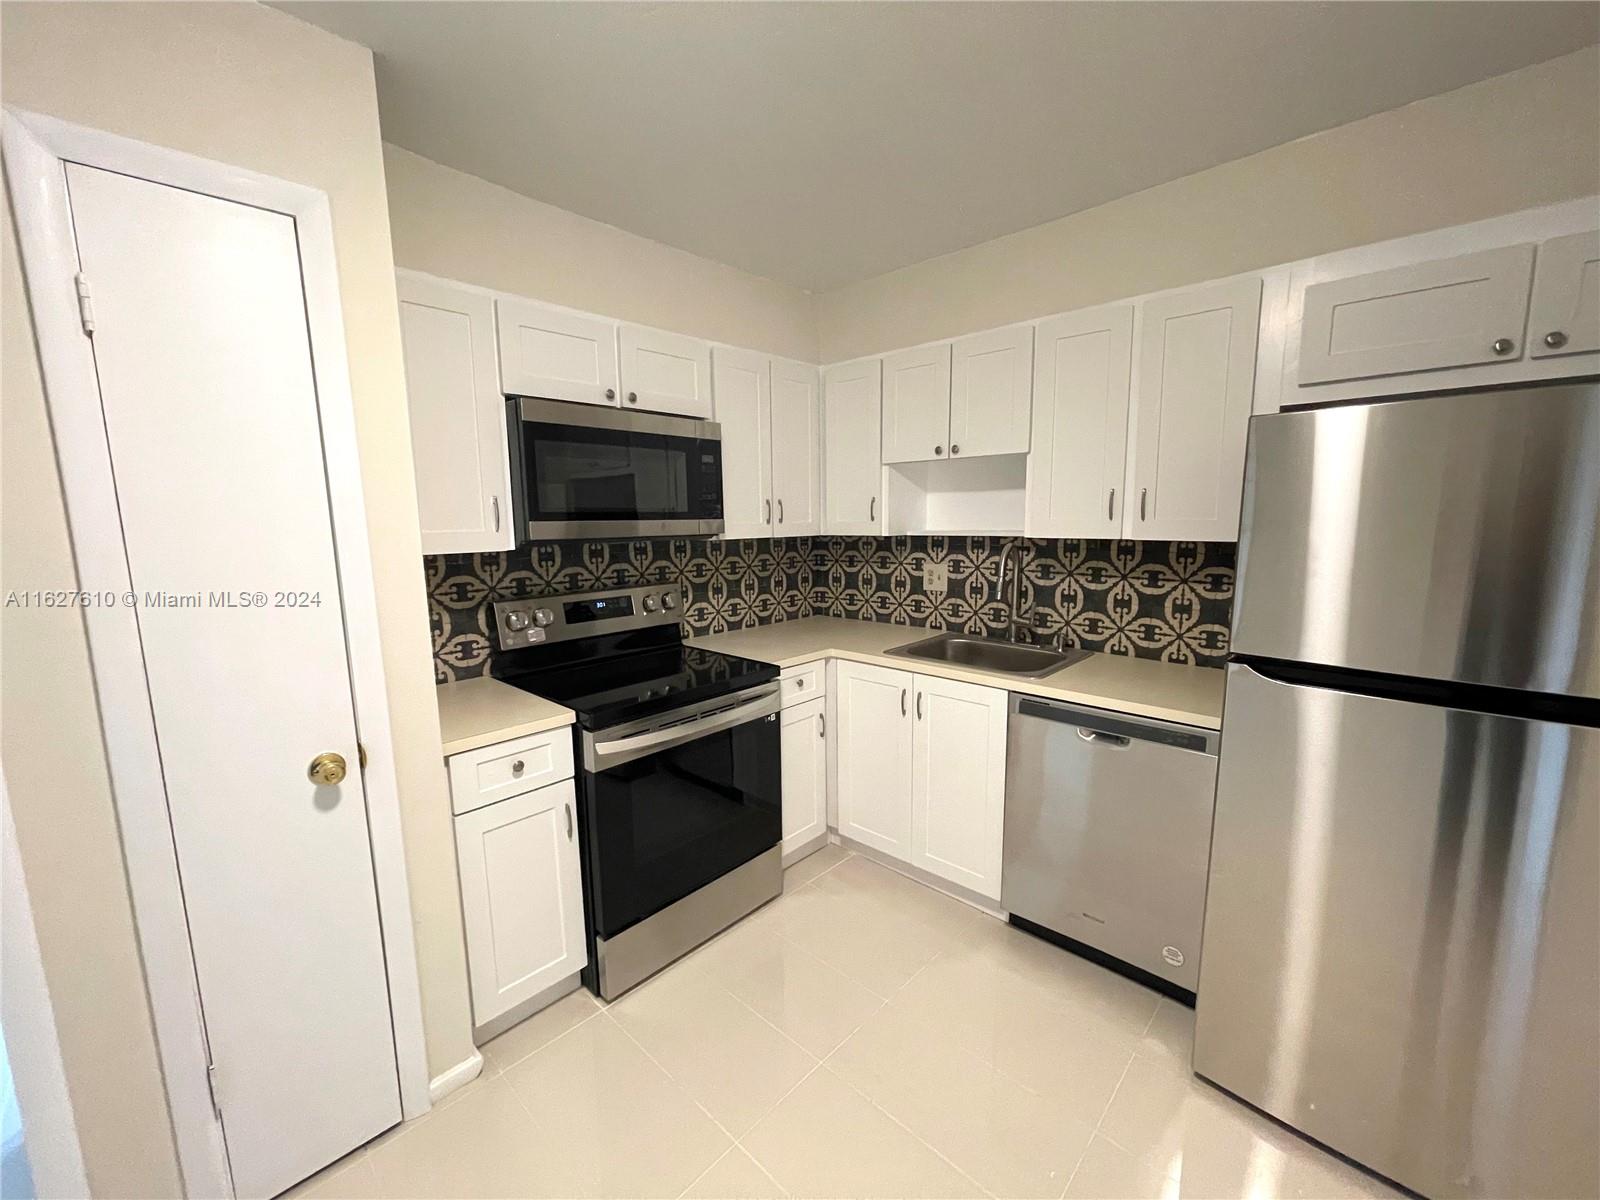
[426,536,1235,683]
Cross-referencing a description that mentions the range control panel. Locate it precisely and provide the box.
[493,583,686,651]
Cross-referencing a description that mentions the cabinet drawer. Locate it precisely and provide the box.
[448,728,575,815]
[779,661,826,708]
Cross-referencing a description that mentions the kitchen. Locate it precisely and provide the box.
[2,4,1597,1200]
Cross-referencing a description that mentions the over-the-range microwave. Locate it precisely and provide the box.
[506,396,725,541]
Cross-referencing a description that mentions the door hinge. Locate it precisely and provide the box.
[73,272,96,336]
[206,1060,224,1120]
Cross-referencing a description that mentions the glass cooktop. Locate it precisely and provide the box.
[494,637,777,731]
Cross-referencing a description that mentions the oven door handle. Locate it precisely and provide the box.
[583,684,782,773]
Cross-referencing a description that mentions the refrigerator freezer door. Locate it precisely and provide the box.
[1231,382,1600,698]
[1195,663,1599,1200]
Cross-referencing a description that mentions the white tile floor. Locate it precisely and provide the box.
[288,846,1403,1199]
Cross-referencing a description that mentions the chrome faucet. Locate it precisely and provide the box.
[995,541,1024,643]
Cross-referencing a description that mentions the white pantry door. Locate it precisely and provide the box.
[65,164,400,1197]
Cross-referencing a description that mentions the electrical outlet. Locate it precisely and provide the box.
[923,560,949,594]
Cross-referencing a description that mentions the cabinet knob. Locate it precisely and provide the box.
[605,387,616,400]
[627,391,639,404]
[511,759,525,775]
[934,445,944,456]
[1544,330,1568,349]
[1491,337,1515,356]
[950,444,960,455]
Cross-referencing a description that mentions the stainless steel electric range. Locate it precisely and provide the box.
[489,584,782,1000]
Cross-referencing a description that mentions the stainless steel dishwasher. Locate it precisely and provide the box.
[1002,694,1220,996]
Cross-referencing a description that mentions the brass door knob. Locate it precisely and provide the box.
[308,752,347,785]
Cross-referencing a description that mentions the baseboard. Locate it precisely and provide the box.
[781,832,832,868]
[427,1050,484,1104]
[472,973,582,1045]
[833,834,1007,919]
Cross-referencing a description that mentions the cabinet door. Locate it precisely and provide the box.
[712,347,773,539]
[1130,278,1261,542]
[823,358,884,535]
[1297,244,1535,385]
[454,780,587,1026]
[495,296,619,407]
[618,324,713,418]
[780,697,828,857]
[1528,230,1600,358]
[1025,304,1133,539]
[950,324,1032,458]
[882,343,952,463]
[911,675,1006,900]
[398,274,513,553]
[771,358,822,536]
[834,661,914,861]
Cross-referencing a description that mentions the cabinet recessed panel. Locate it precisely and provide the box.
[1297,244,1534,384]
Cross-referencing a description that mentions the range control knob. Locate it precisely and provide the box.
[642,594,660,613]
[661,591,678,611]
[533,608,555,628]
[505,610,531,632]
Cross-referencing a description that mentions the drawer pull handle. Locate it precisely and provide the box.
[511,760,525,775]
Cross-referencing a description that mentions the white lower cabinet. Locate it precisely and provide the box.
[780,697,828,858]
[452,773,587,1027]
[910,675,1007,900]
[834,662,916,860]
[834,660,1006,899]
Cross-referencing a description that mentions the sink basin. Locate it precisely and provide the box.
[884,632,1091,678]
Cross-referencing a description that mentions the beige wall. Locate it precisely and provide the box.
[0,6,477,1188]
[385,144,819,362]
[817,47,1600,362]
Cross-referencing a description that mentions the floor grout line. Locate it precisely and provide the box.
[601,1009,745,1150]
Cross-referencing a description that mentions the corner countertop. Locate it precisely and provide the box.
[435,676,575,757]
[687,617,1226,729]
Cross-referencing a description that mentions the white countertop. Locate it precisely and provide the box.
[435,675,575,756]
[688,617,1226,729]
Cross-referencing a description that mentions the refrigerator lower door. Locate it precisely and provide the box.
[1195,664,1599,1199]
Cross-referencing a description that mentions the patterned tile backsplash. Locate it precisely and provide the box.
[427,536,1235,683]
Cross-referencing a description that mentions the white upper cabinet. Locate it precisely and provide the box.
[834,661,915,861]
[398,274,513,554]
[823,358,884,535]
[711,347,773,539]
[949,324,1033,458]
[910,675,1006,901]
[1129,277,1261,542]
[1297,244,1535,385]
[882,343,953,463]
[1025,304,1133,540]
[495,296,619,407]
[770,358,822,536]
[618,324,714,418]
[1528,230,1600,358]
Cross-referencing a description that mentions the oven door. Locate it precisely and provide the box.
[579,683,781,946]
[509,396,724,539]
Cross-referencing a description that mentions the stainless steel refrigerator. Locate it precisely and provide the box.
[1194,381,1599,1200]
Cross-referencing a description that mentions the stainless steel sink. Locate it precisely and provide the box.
[884,632,1091,678]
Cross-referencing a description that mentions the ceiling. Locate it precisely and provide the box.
[275,2,1598,292]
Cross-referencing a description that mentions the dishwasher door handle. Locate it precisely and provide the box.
[1076,727,1131,748]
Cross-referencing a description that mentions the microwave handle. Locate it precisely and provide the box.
[584,684,782,773]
